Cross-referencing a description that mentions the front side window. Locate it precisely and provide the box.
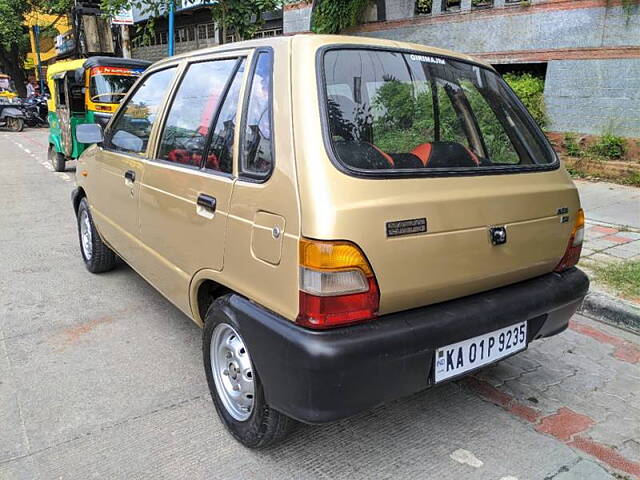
[158,59,238,169]
[107,67,176,154]
[241,52,273,178]
[322,49,555,174]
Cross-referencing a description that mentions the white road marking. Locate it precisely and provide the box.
[449,449,484,468]
[499,476,519,480]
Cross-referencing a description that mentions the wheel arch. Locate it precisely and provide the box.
[190,270,234,327]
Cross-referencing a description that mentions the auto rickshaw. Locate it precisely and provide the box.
[47,56,150,172]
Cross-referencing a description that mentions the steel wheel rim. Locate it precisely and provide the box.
[79,209,92,260]
[211,323,255,421]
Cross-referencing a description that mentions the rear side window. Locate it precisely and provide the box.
[240,51,273,178]
[107,67,176,154]
[207,59,246,172]
[321,49,555,174]
[158,59,238,168]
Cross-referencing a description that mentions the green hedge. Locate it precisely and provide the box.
[503,72,547,129]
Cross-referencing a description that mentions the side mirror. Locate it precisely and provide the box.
[112,130,144,153]
[76,123,104,144]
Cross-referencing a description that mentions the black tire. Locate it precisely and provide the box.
[76,197,117,273]
[203,295,295,449]
[7,117,24,132]
[48,144,66,172]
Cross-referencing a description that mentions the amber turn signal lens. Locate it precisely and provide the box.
[299,238,373,276]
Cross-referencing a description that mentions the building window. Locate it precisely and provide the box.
[254,28,282,38]
[415,0,432,14]
[472,0,494,7]
[445,0,461,12]
[206,23,216,39]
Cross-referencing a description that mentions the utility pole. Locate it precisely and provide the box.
[121,25,131,58]
[33,25,45,96]
[168,0,175,56]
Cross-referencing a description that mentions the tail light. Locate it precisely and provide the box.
[554,208,585,272]
[297,238,379,329]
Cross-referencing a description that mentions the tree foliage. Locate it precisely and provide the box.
[312,0,369,34]
[503,72,547,128]
[0,0,72,96]
[100,0,286,42]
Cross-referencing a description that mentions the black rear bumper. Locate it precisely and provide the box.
[226,268,589,424]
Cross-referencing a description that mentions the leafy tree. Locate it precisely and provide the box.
[0,0,72,97]
[100,0,286,43]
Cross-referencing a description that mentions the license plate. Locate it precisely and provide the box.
[434,321,527,383]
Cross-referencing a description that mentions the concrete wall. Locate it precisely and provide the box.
[283,2,313,34]
[545,59,640,137]
[132,38,219,63]
[359,6,639,53]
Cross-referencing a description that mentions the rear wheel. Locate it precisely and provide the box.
[7,117,24,132]
[48,145,66,172]
[77,197,117,273]
[203,296,295,448]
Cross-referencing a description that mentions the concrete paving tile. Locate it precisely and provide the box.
[588,252,625,264]
[588,416,640,453]
[617,232,640,241]
[585,238,623,251]
[607,243,640,259]
[618,439,640,465]
[553,458,614,480]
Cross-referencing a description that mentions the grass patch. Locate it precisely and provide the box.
[593,260,640,301]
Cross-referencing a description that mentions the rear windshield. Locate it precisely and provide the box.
[321,49,556,175]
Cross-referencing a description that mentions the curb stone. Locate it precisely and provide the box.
[578,290,640,334]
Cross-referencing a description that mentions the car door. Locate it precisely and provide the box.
[88,66,178,266]
[137,53,249,312]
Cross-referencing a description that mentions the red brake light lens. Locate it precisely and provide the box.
[554,209,585,272]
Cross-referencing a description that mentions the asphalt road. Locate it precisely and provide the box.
[1,129,638,480]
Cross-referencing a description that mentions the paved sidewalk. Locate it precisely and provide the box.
[471,315,640,479]
[575,180,640,309]
[575,180,640,230]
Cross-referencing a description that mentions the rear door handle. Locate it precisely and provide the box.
[124,170,136,182]
[197,194,217,212]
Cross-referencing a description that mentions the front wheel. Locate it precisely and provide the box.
[76,197,117,273]
[7,117,24,132]
[48,145,65,172]
[203,296,295,448]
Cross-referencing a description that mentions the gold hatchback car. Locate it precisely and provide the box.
[73,34,589,448]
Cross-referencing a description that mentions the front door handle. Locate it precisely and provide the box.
[124,170,136,183]
[197,194,217,212]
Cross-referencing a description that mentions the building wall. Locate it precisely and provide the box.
[347,0,640,137]
[132,38,219,63]
[23,12,72,71]
[283,2,313,34]
[546,58,640,137]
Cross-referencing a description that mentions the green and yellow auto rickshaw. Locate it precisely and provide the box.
[47,56,150,172]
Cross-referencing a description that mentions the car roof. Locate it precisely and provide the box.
[150,34,493,70]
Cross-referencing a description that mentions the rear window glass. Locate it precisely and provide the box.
[321,49,555,174]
